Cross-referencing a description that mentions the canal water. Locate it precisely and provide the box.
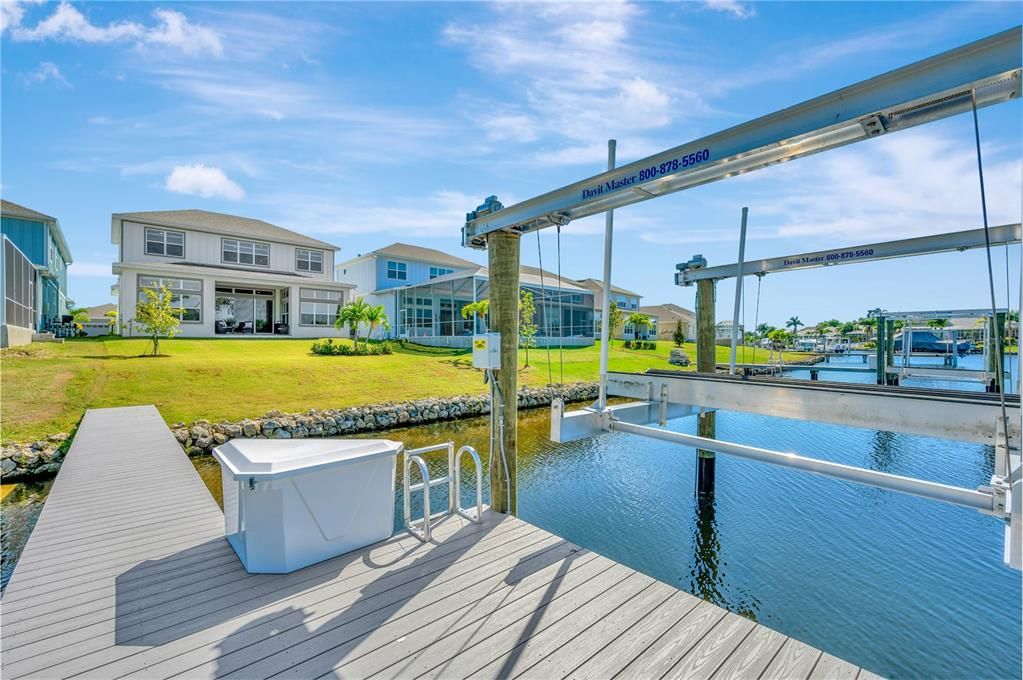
[4,353,1019,678]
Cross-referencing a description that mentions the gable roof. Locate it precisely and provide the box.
[84,303,116,319]
[640,303,695,321]
[348,242,480,269]
[2,199,56,223]
[574,278,642,298]
[2,199,72,263]
[113,209,338,251]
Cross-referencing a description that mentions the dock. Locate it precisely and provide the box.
[1,405,874,679]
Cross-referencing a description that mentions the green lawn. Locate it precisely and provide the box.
[0,337,808,443]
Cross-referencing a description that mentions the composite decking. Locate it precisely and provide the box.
[1,405,876,679]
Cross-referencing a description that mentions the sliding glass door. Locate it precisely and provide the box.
[215,287,275,334]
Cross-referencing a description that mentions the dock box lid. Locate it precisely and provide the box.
[213,439,403,481]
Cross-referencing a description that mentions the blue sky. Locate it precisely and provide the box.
[2,1,1021,327]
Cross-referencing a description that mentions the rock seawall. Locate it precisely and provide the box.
[1,434,70,482]
[171,382,599,456]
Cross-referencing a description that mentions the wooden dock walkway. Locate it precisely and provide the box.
[1,405,876,679]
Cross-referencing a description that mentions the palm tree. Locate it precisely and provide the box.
[858,317,877,340]
[927,318,950,330]
[756,322,773,338]
[786,316,802,334]
[460,299,489,332]
[625,312,650,340]
[336,296,370,345]
[363,304,390,344]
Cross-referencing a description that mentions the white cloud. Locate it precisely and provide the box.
[750,129,1021,241]
[703,0,755,19]
[0,0,43,33]
[24,61,70,87]
[9,2,222,56]
[444,2,703,154]
[164,164,245,200]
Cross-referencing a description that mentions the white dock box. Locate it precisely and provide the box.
[212,439,402,573]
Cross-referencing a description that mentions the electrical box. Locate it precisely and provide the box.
[472,333,501,369]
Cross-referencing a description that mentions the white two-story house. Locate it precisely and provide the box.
[335,242,595,347]
[112,209,353,338]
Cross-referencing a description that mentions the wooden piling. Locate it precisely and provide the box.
[487,230,520,514]
[885,320,897,385]
[695,278,716,496]
[988,313,1005,393]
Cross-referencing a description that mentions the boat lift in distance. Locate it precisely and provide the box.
[676,224,1021,386]
[463,27,1022,568]
[867,307,1011,389]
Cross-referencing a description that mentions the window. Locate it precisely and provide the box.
[386,260,407,280]
[415,307,433,329]
[299,288,343,326]
[429,266,454,279]
[296,249,323,273]
[137,276,202,322]
[145,228,185,257]
[222,239,270,267]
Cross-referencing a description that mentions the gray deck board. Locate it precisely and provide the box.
[0,405,871,679]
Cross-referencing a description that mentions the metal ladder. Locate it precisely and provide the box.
[403,442,483,542]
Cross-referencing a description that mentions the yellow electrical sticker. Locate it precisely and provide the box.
[473,339,487,349]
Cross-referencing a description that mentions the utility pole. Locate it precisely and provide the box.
[487,230,520,514]
[695,277,716,496]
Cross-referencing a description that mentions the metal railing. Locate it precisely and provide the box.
[403,442,483,542]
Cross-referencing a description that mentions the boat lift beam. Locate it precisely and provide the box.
[463,27,1021,249]
[677,224,1021,285]
[603,370,1020,445]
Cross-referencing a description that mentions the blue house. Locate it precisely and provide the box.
[1,200,73,346]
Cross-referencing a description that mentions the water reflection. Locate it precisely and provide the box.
[868,431,898,472]
[688,496,760,621]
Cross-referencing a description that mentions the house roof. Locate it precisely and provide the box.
[112,209,339,251]
[378,264,588,295]
[1,199,73,264]
[342,242,480,269]
[639,303,695,321]
[2,199,56,223]
[573,278,642,298]
[84,303,116,319]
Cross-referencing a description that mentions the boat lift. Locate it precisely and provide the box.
[868,307,1010,388]
[464,28,1022,567]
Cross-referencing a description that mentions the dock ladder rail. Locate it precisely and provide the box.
[403,442,484,542]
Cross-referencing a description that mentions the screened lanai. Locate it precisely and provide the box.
[389,265,596,347]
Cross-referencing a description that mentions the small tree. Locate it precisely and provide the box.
[626,312,650,340]
[104,309,118,333]
[672,320,686,347]
[460,299,489,332]
[928,318,950,330]
[607,300,624,346]
[364,304,390,344]
[786,316,802,334]
[337,296,371,345]
[72,310,90,324]
[519,290,538,366]
[135,285,182,356]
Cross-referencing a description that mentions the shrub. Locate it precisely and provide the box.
[624,340,633,349]
[313,338,392,356]
[645,341,657,350]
